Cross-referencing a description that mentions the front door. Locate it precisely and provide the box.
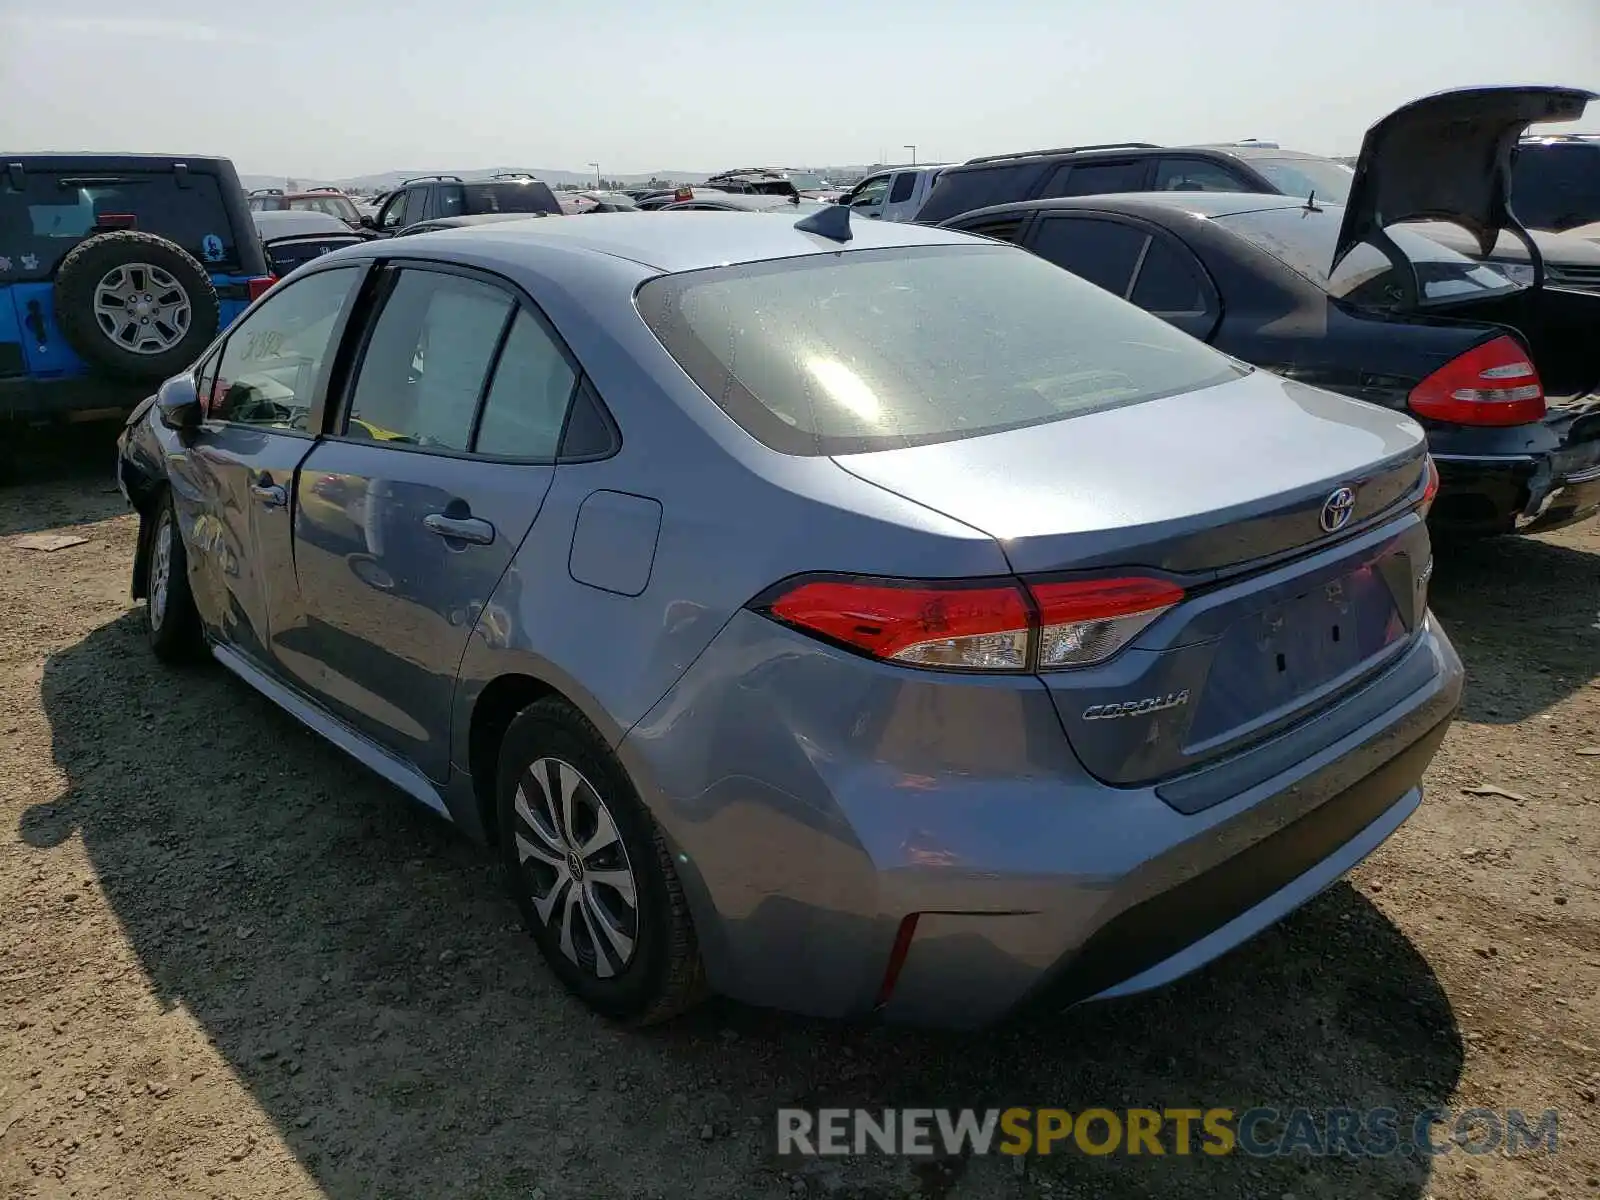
[287,264,579,780]
[172,265,367,664]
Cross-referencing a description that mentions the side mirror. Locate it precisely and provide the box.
[156,372,203,433]
[359,214,376,229]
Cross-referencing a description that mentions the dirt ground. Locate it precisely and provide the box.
[1,434,1597,1200]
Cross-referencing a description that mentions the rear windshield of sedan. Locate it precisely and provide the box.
[637,244,1246,455]
[1213,205,1519,309]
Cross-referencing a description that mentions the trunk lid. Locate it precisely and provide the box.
[1336,85,1597,274]
[833,368,1426,576]
[834,369,1433,786]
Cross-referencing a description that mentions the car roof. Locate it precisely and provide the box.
[251,209,355,238]
[412,213,543,229]
[397,210,981,272]
[5,153,235,170]
[669,193,815,211]
[1185,144,1327,161]
[953,190,1309,223]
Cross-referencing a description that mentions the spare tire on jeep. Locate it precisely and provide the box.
[54,231,221,384]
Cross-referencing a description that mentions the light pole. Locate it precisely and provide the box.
[904,144,917,166]
[589,161,601,189]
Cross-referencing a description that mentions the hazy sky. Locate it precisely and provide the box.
[2,0,1597,178]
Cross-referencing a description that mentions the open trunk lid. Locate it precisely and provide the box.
[834,368,1434,786]
[1336,85,1597,278]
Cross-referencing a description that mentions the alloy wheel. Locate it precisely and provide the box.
[93,263,192,355]
[513,757,640,978]
[150,511,172,629]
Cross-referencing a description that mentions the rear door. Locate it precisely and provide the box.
[286,263,581,780]
[172,264,368,666]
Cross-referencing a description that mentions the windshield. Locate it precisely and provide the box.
[785,172,827,190]
[1214,205,1519,309]
[1249,158,1356,204]
[637,244,1245,456]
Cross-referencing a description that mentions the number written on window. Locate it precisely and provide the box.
[204,267,360,428]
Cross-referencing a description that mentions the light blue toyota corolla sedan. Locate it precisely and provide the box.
[115,209,1463,1028]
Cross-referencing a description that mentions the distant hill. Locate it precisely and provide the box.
[238,163,890,193]
[239,167,716,193]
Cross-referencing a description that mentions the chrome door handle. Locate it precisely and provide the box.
[251,483,287,507]
[423,512,495,545]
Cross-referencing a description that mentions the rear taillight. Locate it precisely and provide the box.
[766,578,1032,670]
[1408,335,1545,427]
[247,275,278,301]
[760,573,1184,673]
[1031,577,1185,668]
[1419,455,1440,518]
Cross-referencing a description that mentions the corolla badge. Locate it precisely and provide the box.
[1082,690,1190,721]
[1319,486,1357,533]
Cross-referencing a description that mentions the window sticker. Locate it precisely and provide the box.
[201,234,225,262]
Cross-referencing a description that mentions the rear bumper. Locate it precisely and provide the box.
[620,609,1463,1029]
[1432,450,1600,535]
[0,375,149,423]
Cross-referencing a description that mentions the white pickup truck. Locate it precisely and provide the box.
[835,164,951,222]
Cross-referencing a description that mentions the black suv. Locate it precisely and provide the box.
[701,169,801,198]
[1,153,271,429]
[1511,135,1600,231]
[365,173,563,236]
[914,141,1358,224]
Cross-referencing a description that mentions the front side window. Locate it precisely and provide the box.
[1214,206,1519,308]
[637,244,1243,456]
[378,190,411,231]
[1154,158,1249,193]
[848,177,890,210]
[344,270,512,449]
[206,267,362,427]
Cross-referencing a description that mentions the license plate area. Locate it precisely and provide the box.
[1188,565,1406,746]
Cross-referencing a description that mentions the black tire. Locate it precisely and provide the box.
[54,231,221,384]
[144,493,202,662]
[497,697,705,1024]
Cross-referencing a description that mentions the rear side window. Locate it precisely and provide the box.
[474,310,578,460]
[1028,217,1147,296]
[637,244,1243,456]
[345,270,513,449]
[1131,239,1207,313]
[888,173,916,204]
[1041,160,1150,199]
[916,164,1042,223]
[1153,158,1249,192]
[0,170,238,279]
[464,181,562,216]
[1513,144,1600,231]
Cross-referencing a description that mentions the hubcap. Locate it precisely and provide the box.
[93,263,191,355]
[150,513,172,628]
[513,758,639,979]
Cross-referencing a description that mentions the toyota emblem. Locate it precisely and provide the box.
[1319,486,1356,533]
